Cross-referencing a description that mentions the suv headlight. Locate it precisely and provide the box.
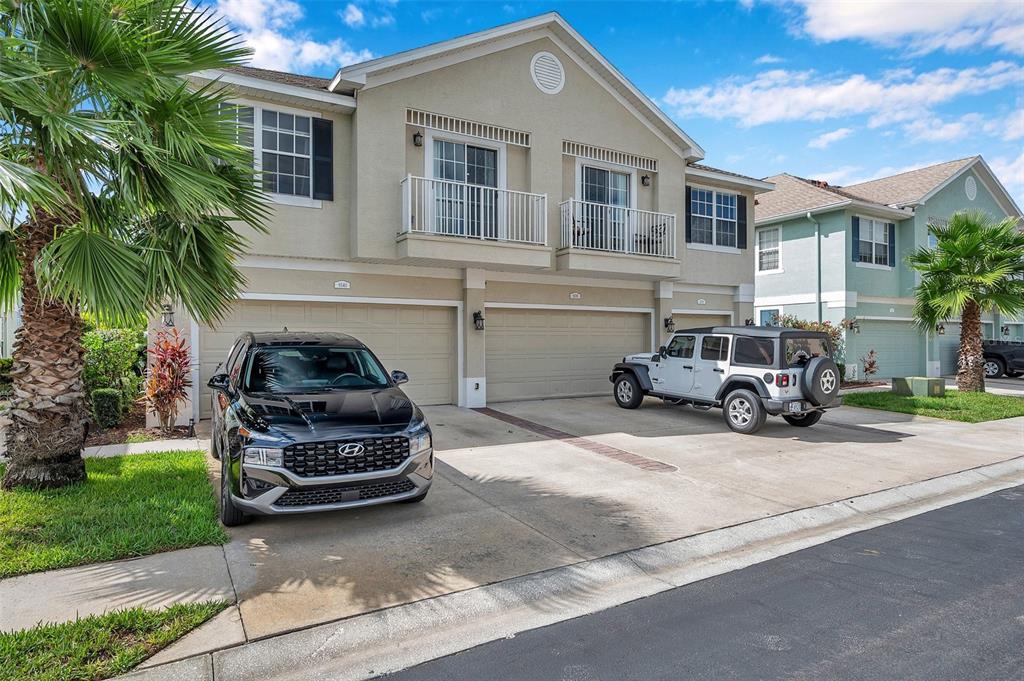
[407,413,432,455]
[243,447,284,466]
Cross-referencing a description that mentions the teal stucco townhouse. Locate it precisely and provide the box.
[753,156,1022,380]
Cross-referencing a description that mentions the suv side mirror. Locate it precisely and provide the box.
[207,373,230,392]
[391,370,409,385]
[659,345,667,357]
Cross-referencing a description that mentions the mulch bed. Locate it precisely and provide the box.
[840,380,888,389]
[84,404,191,447]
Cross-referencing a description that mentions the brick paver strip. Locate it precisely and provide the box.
[472,407,677,473]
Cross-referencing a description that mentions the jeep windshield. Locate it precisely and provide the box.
[784,336,831,368]
[243,346,391,393]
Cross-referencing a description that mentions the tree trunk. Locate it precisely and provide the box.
[0,213,88,490]
[956,300,985,393]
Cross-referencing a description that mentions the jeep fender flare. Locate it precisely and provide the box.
[612,362,653,392]
[715,376,769,402]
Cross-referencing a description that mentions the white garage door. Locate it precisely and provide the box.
[199,300,456,416]
[852,321,923,379]
[486,308,649,402]
[673,313,731,332]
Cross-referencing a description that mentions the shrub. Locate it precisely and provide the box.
[837,361,846,381]
[91,388,122,429]
[773,314,846,364]
[0,357,12,395]
[83,329,145,413]
[860,349,879,377]
[145,329,192,435]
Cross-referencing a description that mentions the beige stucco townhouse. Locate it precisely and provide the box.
[154,12,773,426]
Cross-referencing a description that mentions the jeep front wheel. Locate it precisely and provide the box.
[722,389,767,434]
[613,373,644,409]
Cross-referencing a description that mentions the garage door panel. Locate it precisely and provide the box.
[854,321,922,379]
[486,308,648,402]
[199,301,456,417]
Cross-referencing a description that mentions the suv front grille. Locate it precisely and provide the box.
[275,479,416,507]
[283,437,410,477]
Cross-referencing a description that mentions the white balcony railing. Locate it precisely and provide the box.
[401,175,547,246]
[559,199,676,259]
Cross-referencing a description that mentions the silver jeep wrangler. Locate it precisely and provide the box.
[609,326,842,434]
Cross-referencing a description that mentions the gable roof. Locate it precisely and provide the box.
[839,157,976,207]
[687,163,775,192]
[331,12,704,161]
[755,173,911,224]
[222,65,331,91]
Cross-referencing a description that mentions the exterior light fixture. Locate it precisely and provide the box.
[412,131,423,147]
[663,317,675,333]
[641,174,651,187]
[160,303,174,327]
[473,311,485,331]
[744,318,755,326]
[936,323,945,335]
[1001,325,1010,336]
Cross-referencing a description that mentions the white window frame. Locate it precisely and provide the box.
[855,215,893,270]
[423,128,507,190]
[687,184,740,254]
[574,156,637,209]
[756,306,783,326]
[230,97,323,209]
[756,226,782,274]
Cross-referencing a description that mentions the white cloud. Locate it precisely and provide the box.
[988,150,1024,207]
[1001,108,1024,141]
[370,12,395,27]
[341,3,365,28]
[663,62,1024,128]
[791,0,1024,56]
[214,0,373,71]
[808,127,853,149]
[754,54,783,65]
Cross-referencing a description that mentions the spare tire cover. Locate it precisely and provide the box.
[802,356,840,406]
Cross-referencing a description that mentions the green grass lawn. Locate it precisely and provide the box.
[0,451,228,578]
[843,389,1024,423]
[0,601,227,681]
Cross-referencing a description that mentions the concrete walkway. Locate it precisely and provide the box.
[83,438,207,458]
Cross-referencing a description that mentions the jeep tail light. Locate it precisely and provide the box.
[777,373,790,387]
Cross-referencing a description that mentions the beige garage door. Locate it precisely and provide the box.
[199,300,456,417]
[486,307,649,402]
[673,313,731,332]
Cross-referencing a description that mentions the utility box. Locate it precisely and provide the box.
[892,376,945,397]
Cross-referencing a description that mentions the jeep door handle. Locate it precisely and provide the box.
[713,368,724,373]
[682,365,693,370]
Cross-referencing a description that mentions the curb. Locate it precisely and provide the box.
[119,456,1024,681]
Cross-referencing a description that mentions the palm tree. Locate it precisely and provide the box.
[908,210,1024,392]
[0,0,266,489]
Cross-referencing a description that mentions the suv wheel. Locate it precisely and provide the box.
[983,358,1005,378]
[220,459,250,527]
[722,389,767,434]
[613,373,644,409]
[782,411,823,427]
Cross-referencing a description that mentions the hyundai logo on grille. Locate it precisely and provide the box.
[338,442,365,458]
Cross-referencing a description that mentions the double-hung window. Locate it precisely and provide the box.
[222,103,255,157]
[757,227,780,272]
[857,217,890,266]
[690,187,739,248]
[262,110,312,198]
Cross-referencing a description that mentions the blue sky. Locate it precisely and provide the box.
[211,0,1024,207]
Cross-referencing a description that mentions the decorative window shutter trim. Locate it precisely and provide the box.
[406,108,530,147]
[887,223,896,266]
[311,118,333,201]
[562,140,658,173]
[736,195,748,249]
[685,185,692,243]
[851,216,860,262]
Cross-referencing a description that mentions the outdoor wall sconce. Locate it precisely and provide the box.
[744,318,755,326]
[936,323,946,335]
[473,311,485,331]
[842,318,860,334]
[160,303,174,327]
[663,317,675,333]
[1001,325,1010,336]
[412,131,423,147]
[641,174,651,187]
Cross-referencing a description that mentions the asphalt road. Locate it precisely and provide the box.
[384,486,1024,681]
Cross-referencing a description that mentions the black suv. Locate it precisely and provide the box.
[983,340,1024,379]
[208,332,433,526]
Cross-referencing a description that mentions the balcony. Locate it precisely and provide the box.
[398,176,550,268]
[556,199,679,278]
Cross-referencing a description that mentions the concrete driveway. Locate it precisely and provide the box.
[216,396,1023,641]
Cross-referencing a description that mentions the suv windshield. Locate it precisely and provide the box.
[243,346,391,393]
[784,337,831,367]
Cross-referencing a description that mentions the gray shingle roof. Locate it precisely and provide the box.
[755,174,851,221]
[687,163,764,183]
[839,157,977,207]
[222,65,331,91]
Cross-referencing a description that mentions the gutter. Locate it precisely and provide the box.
[807,212,822,323]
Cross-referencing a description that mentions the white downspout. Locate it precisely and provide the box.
[807,212,822,322]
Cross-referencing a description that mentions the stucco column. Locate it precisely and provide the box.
[655,281,674,350]
[733,283,754,327]
[463,268,487,407]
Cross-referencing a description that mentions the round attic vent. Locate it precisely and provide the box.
[965,176,977,201]
[531,51,564,94]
